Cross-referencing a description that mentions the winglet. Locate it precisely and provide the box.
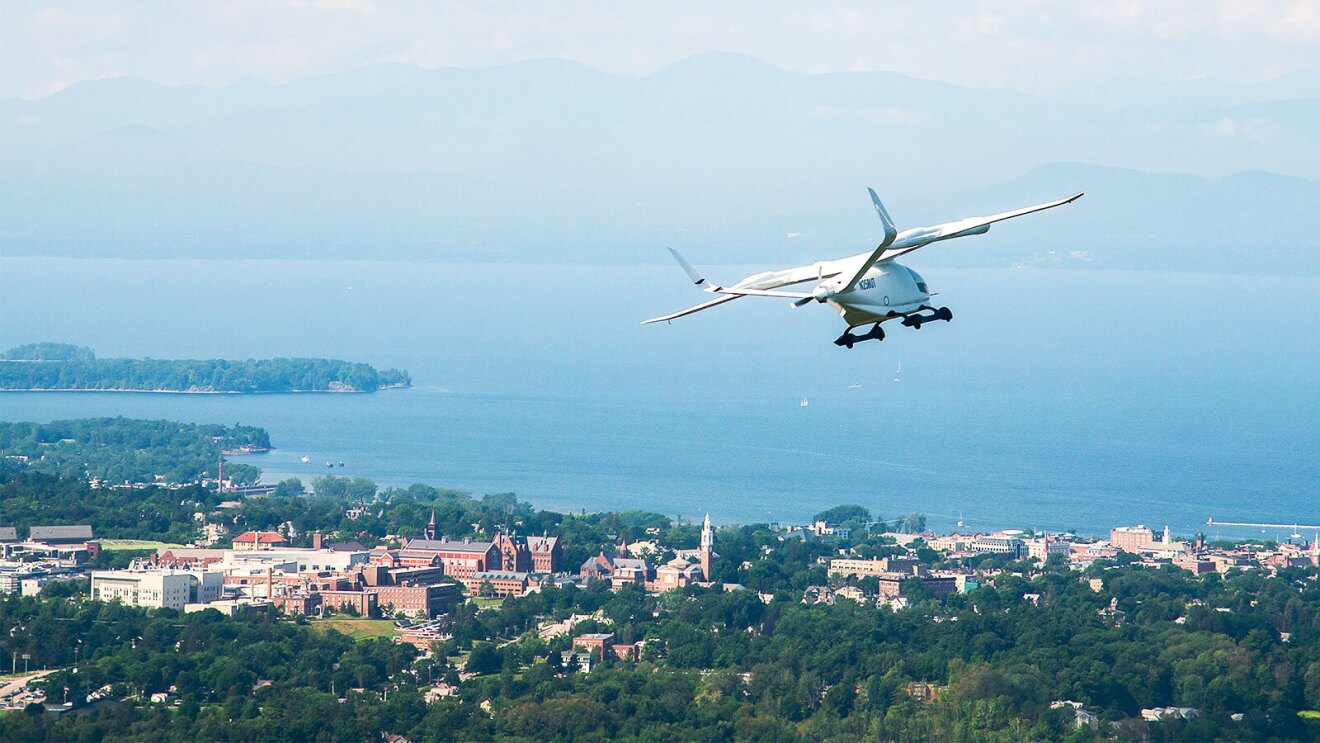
[867,188,898,248]
[668,247,711,288]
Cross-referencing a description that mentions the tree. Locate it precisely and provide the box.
[466,643,502,675]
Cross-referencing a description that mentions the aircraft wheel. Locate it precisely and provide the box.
[940,307,953,322]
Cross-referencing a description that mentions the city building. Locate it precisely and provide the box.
[494,533,532,573]
[232,531,288,551]
[1025,533,1071,561]
[366,582,459,618]
[829,556,926,578]
[91,570,198,610]
[466,570,532,597]
[527,534,562,573]
[28,525,94,544]
[969,535,1025,559]
[571,633,638,662]
[651,558,704,591]
[1110,525,1155,552]
[398,537,499,580]
[875,573,958,600]
[319,590,377,616]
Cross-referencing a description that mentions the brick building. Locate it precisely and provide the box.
[467,570,532,597]
[571,632,639,662]
[367,582,459,618]
[320,589,377,616]
[400,538,498,580]
[494,534,531,573]
[527,535,561,573]
[875,573,958,599]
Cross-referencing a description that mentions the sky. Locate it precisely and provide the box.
[3,0,1319,99]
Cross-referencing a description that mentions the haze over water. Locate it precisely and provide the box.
[2,257,1317,539]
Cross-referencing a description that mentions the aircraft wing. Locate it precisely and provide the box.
[877,192,1084,261]
[642,294,743,324]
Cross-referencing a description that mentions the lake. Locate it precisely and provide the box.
[2,257,1317,539]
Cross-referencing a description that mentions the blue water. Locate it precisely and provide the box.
[1,257,1317,539]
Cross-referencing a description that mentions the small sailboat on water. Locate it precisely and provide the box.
[893,361,902,382]
[799,397,809,408]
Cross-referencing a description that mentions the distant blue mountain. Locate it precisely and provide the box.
[1,55,1315,272]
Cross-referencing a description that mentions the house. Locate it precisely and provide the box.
[579,553,613,580]
[571,632,639,663]
[1142,707,1199,722]
[232,531,287,551]
[609,557,652,589]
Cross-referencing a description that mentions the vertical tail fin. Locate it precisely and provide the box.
[867,188,898,247]
[667,247,716,289]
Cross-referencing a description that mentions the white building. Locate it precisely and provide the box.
[970,535,1024,558]
[92,570,194,610]
[216,548,368,573]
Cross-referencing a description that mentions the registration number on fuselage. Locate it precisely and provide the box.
[857,278,876,290]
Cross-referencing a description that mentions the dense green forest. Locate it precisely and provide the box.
[0,343,410,392]
[2,553,1318,739]
[0,418,266,485]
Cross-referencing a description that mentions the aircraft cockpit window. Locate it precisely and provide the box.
[904,266,929,294]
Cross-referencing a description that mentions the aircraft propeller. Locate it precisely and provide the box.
[793,264,835,307]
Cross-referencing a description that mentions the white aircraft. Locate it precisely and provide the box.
[644,189,1083,348]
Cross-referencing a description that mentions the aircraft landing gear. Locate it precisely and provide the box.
[901,306,953,330]
[834,323,885,349]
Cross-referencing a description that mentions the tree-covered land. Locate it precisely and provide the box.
[0,343,410,393]
[2,549,1318,740]
[0,342,95,362]
[0,417,267,485]
[0,473,224,545]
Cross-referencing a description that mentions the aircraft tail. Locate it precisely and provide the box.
[667,248,717,289]
[867,188,898,246]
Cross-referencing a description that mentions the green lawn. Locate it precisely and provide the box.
[1301,711,1320,720]
[309,618,397,641]
[97,539,184,551]
[471,597,505,610]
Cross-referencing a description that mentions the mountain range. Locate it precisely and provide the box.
[2,54,1315,272]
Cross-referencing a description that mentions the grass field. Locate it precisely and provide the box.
[471,597,505,610]
[96,539,184,551]
[309,618,397,641]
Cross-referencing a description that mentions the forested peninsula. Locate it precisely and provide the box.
[0,417,267,485]
[0,343,410,393]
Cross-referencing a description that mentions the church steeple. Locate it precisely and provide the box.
[700,513,714,581]
[424,510,437,541]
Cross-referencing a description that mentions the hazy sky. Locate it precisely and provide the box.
[3,1,1319,98]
